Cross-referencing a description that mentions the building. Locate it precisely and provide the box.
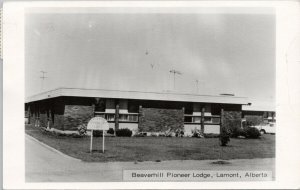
[242,102,276,126]
[25,88,249,136]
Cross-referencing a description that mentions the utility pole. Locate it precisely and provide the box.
[169,69,182,91]
[40,71,47,91]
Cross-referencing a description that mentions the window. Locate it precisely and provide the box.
[105,114,115,121]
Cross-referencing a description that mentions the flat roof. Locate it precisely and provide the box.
[242,100,276,112]
[242,105,276,112]
[26,87,249,105]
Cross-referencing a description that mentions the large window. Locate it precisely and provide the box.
[94,112,138,122]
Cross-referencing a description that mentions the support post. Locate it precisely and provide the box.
[182,107,185,121]
[220,108,224,133]
[28,106,31,124]
[102,130,105,153]
[90,130,93,153]
[201,107,205,134]
[115,104,119,131]
[138,105,142,126]
[219,108,224,158]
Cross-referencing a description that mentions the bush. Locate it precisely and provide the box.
[244,127,261,139]
[230,127,246,138]
[77,124,87,136]
[204,133,219,138]
[219,127,230,146]
[116,128,132,137]
[191,128,204,138]
[133,132,146,137]
[71,133,82,138]
[93,130,103,137]
[107,128,115,135]
[175,129,184,137]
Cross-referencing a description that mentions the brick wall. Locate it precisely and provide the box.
[139,108,184,132]
[63,105,94,131]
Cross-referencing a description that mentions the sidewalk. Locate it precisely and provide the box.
[26,135,275,182]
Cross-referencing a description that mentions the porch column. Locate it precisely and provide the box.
[28,105,31,124]
[182,107,185,126]
[201,107,205,133]
[115,104,119,131]
[138,105,142,129]
[220,108,224,133]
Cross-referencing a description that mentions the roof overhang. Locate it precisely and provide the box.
[242,104,276,112]
[26,88,249,105]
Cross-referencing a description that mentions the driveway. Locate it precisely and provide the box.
[25,135,275,182]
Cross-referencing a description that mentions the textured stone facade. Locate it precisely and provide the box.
[53,115,64,130]
[63,105,95,130]
[139,108,184,132]
[39,113,48,128]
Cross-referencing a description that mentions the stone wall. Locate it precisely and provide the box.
[39,113,48,128]
[63,105,95,131]
[53,115,64,130]
[139,108,184,132]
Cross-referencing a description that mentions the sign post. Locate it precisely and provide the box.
[90,130,93,153]
[87,117,109,153]
[102,130,105,153]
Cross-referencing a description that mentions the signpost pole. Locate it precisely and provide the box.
[90,130,93,153]
[102,130,105,153]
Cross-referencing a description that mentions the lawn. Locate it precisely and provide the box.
[25,124,275,162]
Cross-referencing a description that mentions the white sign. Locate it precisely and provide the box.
[87,117,110,153]
[87,117,109,130]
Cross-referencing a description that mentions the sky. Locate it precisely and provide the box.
[25,7,275,106]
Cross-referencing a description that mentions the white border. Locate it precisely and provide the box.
[3,1,300,189]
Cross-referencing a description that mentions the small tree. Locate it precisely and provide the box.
[219,127,230,146]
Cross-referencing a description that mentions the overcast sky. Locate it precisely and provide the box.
[25,8,275,105]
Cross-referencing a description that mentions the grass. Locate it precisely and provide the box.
[25,124,275,162]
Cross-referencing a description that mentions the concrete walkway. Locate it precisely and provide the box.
[25,135,275,182]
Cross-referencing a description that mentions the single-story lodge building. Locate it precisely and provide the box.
[25,88,250,136]
[242,103,276,126]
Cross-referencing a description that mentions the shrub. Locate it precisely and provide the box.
[107,128,115,135]
[93,130,103,137]
[175,129,184,137]
[71,133,82,138]
[219,127,230,146]
[191,128,204,138]
[116,128,132,137]
[77,124,87,136]
[230,126,246,138]
[133,132,146,137]
[204,133,219,138]
[244,127,261,139]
